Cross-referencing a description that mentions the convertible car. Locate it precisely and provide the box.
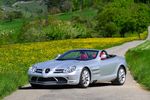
[28,49,127,88]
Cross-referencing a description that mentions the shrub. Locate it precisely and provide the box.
[13,0,48,18]
[18,17,91,42]
[60,0,73,12]
[102,22,119,37]
[0,9,3,20]
[0,19,24,45]
[0,10,22,22]
[48,7,61,14]
[71,15,93,28]
[95,0,150,37]
[126,41,150,90]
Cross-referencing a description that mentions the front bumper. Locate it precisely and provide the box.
[28,72,80,85]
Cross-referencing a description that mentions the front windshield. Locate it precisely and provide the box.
[57,50,98,60]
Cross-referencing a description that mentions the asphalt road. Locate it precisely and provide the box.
[4,30,150,100]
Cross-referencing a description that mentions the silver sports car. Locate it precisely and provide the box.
[28,49,127,88]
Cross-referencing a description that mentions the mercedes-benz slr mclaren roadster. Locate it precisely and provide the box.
[28,49,127,88]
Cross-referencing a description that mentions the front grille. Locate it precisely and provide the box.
[31,77,68,84]
[54,69,64,73]
[56,77,67,83]
[38,77,56,82]
[35,69,43,73]
[31,77,37,82]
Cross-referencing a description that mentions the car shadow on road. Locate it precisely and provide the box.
[19,83,114,90]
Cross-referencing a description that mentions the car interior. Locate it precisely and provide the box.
[100,50,116,60]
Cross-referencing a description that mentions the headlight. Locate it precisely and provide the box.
[29,65,37,72]
[64,66,76,73]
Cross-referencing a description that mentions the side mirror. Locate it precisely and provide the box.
[101,54,107,60]
[55,54,61,59]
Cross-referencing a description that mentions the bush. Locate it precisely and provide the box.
[60,0,73,12]
[0,19,24,45]
[18,17,91,42]
[48,7,61,14]
[0,10,22,21]
[13,0,48,18]
[95,0,150,37]
[102,22,119,37]
[126,41,150,90]
[71,15,93,28]
[0,9,3,19]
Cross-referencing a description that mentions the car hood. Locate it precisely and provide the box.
[34,60,81,69]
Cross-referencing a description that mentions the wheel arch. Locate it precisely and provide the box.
[83,66,92,81]
[118,64,127,75]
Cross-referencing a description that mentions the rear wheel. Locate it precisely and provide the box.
[79,68,90,88]
[112,67,126,85]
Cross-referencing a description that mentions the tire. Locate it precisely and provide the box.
[79,68,91,88]
[111,67,126,85]
[30,83,41,88]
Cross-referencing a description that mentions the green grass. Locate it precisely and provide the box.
[54,8,97,21]
[0,19,24,44]
[0,8,97,45]
[126,41,150,90]
[0,37,141,99]
[112,31,148,39]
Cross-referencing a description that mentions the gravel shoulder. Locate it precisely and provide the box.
[4,31,150,100]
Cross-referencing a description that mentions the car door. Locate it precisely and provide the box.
[99,57,117,76]
[90,60,101,80]
[98,51,118,80]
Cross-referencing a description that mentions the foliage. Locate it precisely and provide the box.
[18,17,91,42]
[71,15,93,28]
[0,10,22,21]
[126,41,150,90]
[100,22,119,37]
[0,19,24,45]
[96,0,150,37]
[0,8,97,45]
[0,5,23,21]
[0,36,143,99]
[55,8,97,21]
[12,0,48,18]
[134,0,150,3]
[1,0,17,6]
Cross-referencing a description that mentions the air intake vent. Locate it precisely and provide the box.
[35,69,43,73]
[54,69,64,73]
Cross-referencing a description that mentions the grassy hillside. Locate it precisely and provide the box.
[0,8,97,45]
[0,10,147,45]
[0,19,24,44]
[126,41,150,90]
[54,8,97,21]
[0,37,144,99]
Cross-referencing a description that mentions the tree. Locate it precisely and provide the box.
[2,0,17,6]
[134,0,150,3]
[95,0,150,37]
[103,22,119,37]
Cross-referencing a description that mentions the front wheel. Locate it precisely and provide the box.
[79,68,90,88]
[112,67,126,85]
